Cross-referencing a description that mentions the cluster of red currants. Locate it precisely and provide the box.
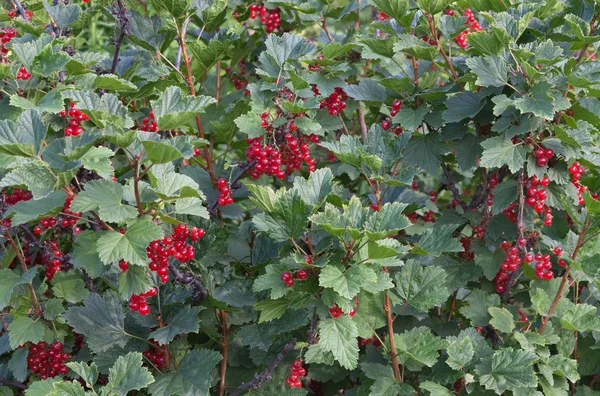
[4,187,32,206]
[329,299,358,318]
[319,87,347,115]
[381,99,404,135]
[359,336,382,347]
[529,175,553,225]
[407,210,436,224]
[27,341,70,379]
[569,161,587,205]
[225,60,249,92]
[146,224,205,283]
[494,241,522,293]
[143,340,171,369]
[286,360,307,388]
[248,4,281,33]
[138,110,158,132]
[246,137,287,179]
[459,236,475,260]
[280,131,317,173]
[34,196,82,235]
[452,8,482,48]
[44,246,63,280]
[217,178,234,206]
[128,287,157,315]
[280,269,309,287]
[485,173,499,208]
[16,65,31,80]
[59,102,88,137]
[533,146,554,166]
[0,27,17,54]
[525,247,563,280]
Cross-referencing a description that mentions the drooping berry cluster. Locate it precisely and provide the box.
[146,224,205,283]
[27,342,70,379]
[246,138,286,179]
[217,178,234,206]
[248,4,280,33]
[281,132,317,173]
[494,241,522,293]
[59,102,88,137]
[280,269,309,287]
[286,359,307,389]
[3,187,32,206]
[0,27,18,55]
[41,241,64,281]
[569,161,587,205]
[329,299,358,318]
[381,99,404,135]
[34,196,82,235]
[319,87,347,115]
[225,60,249,92]
[143,340,171,369]
[526,175,553,225]
[16,66,31,80]
[138,110,158,132]
[459,237,475,260]
[533,146,554,166]
[407,210,436,224]
[359,336,382,347]
[128,287,157,315]
[528,252,554,280]
[453,9,482,48]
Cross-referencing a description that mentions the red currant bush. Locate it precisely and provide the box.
[0,1,600,395]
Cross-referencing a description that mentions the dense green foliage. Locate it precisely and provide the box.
[1,0,600,394]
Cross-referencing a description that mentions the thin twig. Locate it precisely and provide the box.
[215,61,222,105]
[218,309,228,396]
[11,0,28,20]
[426,14,462,89]
[358,104,368,143]
[229,340,297,396]
[0,375,26,390]
[110,0,129,74]
[384,292,402,382]
[321,16,334,42]
[441,162,468,211]
[132,158,145,216]
[4,232,41,316]
[168,263,208,304]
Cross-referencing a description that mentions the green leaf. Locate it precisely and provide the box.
[8,317,46,349]
[513,82,556,120]
[66,361,99,389]
[318,315,359,370]
[0,109,47,157]
[128,11,167,51]
[491,179,518,215]
[96,216,164,266]
[80,146,114,180]
[42,1,81,28]
[460,290,500,327]
[141,140,183,164]
[258,33,315,77]
[253,189,313,242]
[344,79,386,102]
[0,268,38,311]
[30,44,70,77]
[23,378,62,396]
[71,179,137,223]
[71,230,105,278]
[560,303,600,332]
[394,34,438,61]
[151,86,215,130]
[65,91,134,130]
[392,105,431,132]
[319,265,377,299]
[546,354,580,383]
[174,197,209,218]
[148,349,221,396]
[0,160,55,199]
[106,352,154,395]
[480,137,528,173]
[150,162,200,198]
[465,56,509,87]
[420,381,452,396]
[365,202,410,239]
[443,91,484,123]
[237,311,308,351]
[293,168,334,206]
[51,270,90,304]
[415,224,463,256]
[446,335,474,370]
[63,291,129,353]
[476,348,538,393]
[94,74,138,91]
[488,307,515,333]
[150,306,202,345]
[394,327,447,371]
[117,265,153,299]
[402,133,444,175]
[3,190,66,226]
[394,260,450,312]
[8,345,29,382]
[370,0,409,21]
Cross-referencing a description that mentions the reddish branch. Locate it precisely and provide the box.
[538,217,589,334]
[384,293,402,382]
[229,340,297,396]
